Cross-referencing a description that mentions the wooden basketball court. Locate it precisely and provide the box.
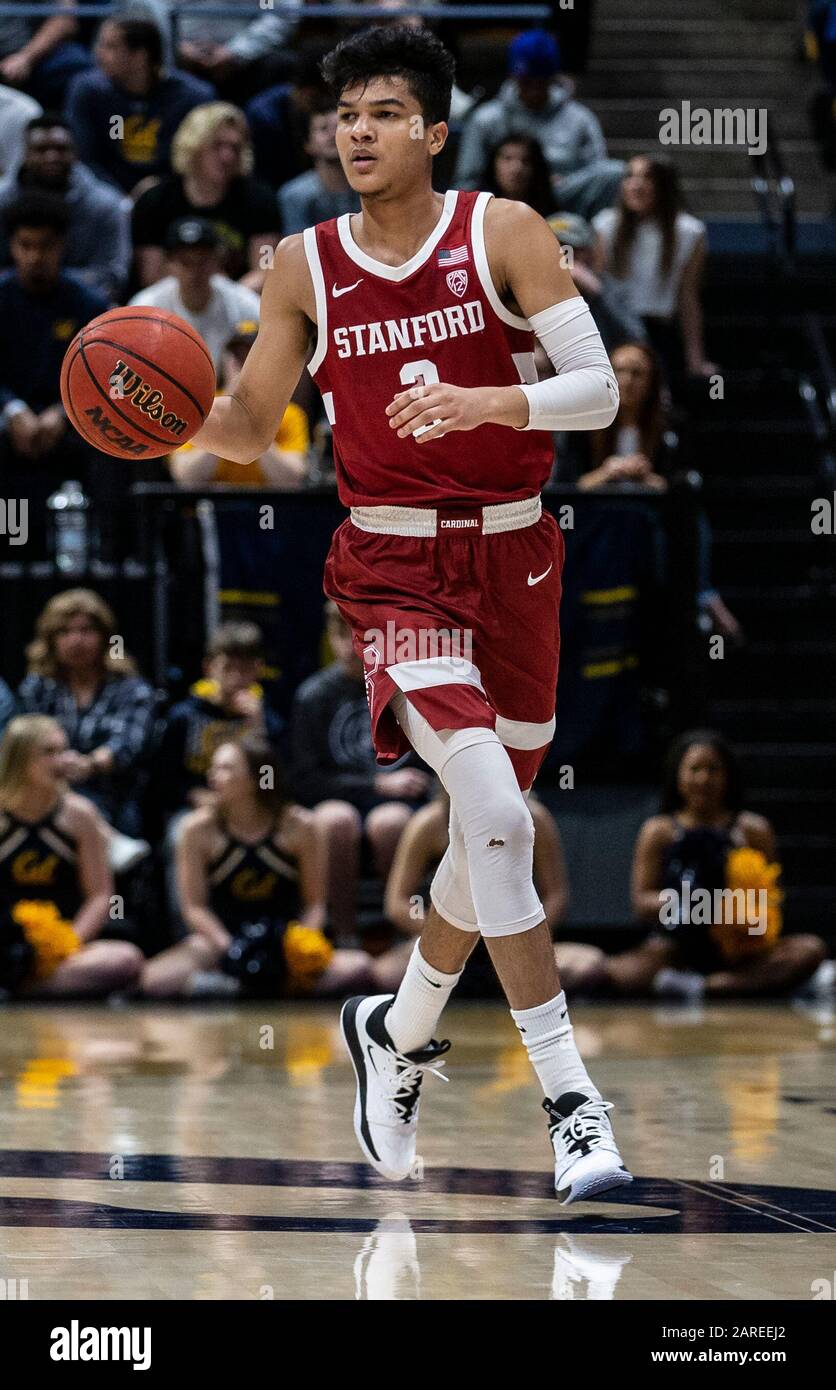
[0,1000,834,1300]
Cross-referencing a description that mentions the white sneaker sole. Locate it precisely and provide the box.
[557,1156,634,1206]
[340,995,410,1182]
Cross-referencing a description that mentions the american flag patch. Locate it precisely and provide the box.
[437,245,469,266]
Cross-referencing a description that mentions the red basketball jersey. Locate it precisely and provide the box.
[303,189,553,507]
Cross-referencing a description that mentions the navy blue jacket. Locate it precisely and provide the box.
[66,67,215,194]
[0,269,108,413]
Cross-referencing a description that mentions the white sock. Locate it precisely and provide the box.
[386,942,462,1053]
[510,991,601,1103]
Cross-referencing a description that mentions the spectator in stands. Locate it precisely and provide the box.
[0,679,16,736]
[176,0,298,101]
[115,0,175,67]
[555,338,741,639]
[0,0,90,109]
[169,333,310,488]
[0,193,108,553]
[290,602,431,942]
[482,133,557,218]
[66,18,214,198]
[552,339,740,636]
[0,714,143,997]
[560,731,828,999]
[382,784,569,995]
[131,102,279,288]
[593,156,715,385]
[245,55,328,191]
[455,29,623,220]
[141,737,374,998]
[809,0,836,81]
[18,589,159,838]
[0,81,41,175]
[546,211,647,352]
[567,342,670,492]
[807,3,836,168]
[0,113,130,298]
[130,216,260,375]
[156,621,284,821]
[278,100,359,235]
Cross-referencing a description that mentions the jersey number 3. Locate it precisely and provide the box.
[400,359,444,439]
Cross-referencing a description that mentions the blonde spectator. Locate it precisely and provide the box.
[131,101,279,287]
[0,715,142,997]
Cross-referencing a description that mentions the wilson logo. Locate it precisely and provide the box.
[108,360,188,436]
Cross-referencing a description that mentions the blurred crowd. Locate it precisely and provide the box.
[0,590,829,1004]
[0,6,829,1004]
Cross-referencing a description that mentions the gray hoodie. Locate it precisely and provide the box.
[454,79,609,190]
[0,161,131,300]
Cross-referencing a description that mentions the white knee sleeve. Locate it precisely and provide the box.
[430,802,479,932]
[390,693,544,936]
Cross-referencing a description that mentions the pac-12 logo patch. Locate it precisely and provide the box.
[446,269,468,298]
[362,642,382,709]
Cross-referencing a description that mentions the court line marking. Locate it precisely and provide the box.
[674,1179,835,1234]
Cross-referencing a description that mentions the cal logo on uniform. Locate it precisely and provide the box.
[122,115,161,165]
[232,868,277,902]
[13,849,59,885]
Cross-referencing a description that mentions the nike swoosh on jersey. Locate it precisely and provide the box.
[332,279,364,297]
[527,563,553,586]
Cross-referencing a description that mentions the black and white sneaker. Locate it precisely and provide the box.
[340,994,450,1181]
[544,1091,633,1205]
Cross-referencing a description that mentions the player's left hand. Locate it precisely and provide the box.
[386,383,492,443]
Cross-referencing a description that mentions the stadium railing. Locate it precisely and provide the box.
[0,4,552,21]
[749,129,797,267]
[118,483,702,763]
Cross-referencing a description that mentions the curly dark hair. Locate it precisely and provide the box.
[4,190,69,239]
[661,730,744,816]
[320,24,455,124]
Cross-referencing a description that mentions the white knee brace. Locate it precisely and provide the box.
[390,693,545,937]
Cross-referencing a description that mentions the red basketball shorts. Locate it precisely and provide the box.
[323,497,563,791]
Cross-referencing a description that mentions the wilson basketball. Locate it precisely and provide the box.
[60,305,216,459]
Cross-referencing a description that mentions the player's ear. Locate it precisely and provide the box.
[428,120,448,157]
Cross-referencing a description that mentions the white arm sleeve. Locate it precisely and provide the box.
[515,298,619,432]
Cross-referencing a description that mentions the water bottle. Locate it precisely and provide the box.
[47,480,89,576]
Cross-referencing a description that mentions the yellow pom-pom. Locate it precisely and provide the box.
[11,900,80,981]
[283,922,334,987]
[710,849,783,963]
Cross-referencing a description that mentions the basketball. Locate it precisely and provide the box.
[60,305,216,459]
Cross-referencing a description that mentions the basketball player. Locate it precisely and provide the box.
[189,25,632,1202]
